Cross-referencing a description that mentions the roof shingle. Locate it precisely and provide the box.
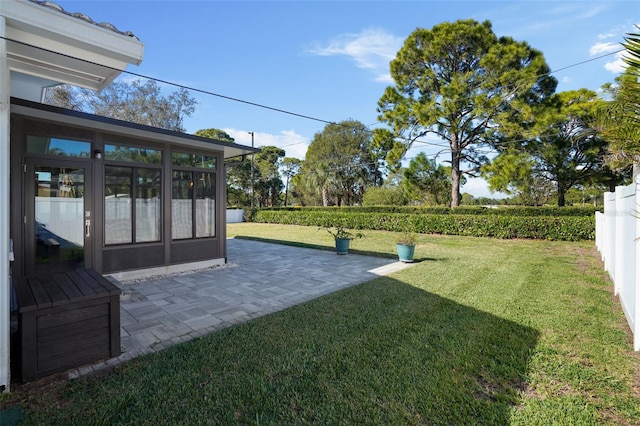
[29,0,138,39]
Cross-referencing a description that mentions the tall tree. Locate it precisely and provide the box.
[194,128,254,208]
[377,19,556,207]
[280,157,302,206]
[44,79,197,132]
[299,120,383,206]
[527,89,607,206]
[254,146,285,207]
[597,70,640,171]
[594,26,640,176]
[402,153,457,205]
[481,149,553,205]
[226,160,252,207]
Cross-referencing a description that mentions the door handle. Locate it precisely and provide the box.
[85,219,91,238]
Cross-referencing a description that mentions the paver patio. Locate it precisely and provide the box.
[67,238,411,379]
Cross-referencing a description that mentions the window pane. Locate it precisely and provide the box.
[172,171,193,239]
[195,172,216,238]
[135,169,161,243]
[27,136,91,158]
[105,166,133,245]
[172,152,217,169]
[35,166,85,271]
[105,144,162,164]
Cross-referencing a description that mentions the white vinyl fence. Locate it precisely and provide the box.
[226,209,244,223]
[595,180,640,350]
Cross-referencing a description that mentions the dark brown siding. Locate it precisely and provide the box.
[102,245,167,273]
[170,238,221,264]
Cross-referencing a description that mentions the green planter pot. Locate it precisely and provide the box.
[335,238,351,255]
[397,243,415,263]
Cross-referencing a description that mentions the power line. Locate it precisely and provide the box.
[0,35,623,133]
[0,36,336,125]
[550,49,625,75]
[0,35,624,171]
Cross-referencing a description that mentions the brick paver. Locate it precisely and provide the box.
[66,239,412,379]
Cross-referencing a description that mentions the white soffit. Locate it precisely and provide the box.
[0,0,144,90]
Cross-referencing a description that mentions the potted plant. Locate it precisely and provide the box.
[323,225,364,255]
[396,232,417,263]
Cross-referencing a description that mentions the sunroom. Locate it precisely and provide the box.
[10,97,258,281]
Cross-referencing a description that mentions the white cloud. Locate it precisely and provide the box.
[590,41,626,74]
[597,23,634,40]
[589,24,639,75]
[224,128,310,160]
[576,4,607,19]
[598,30,617,40]
[589,41,620,56]
[561,76,572,84]
[306,28,403,83]
[604,51,627,74]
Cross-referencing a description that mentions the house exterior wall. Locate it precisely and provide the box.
[10,100,227,281]
[0,16,12,392]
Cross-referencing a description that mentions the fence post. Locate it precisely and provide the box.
[635,179,640,350]
[603,192,616,282]
[615,185,635,298]
[595,211,603,258]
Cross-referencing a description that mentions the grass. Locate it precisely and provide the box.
[2,223,639,424]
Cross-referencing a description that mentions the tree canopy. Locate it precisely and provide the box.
[44,79,197,132]
[194,128,235,143]
[486,89,608,206]
[254,146,286,207]
[298,120,383,206]
[362,187,407,207]
[481,149,553,206]
[402,153,457,206]
[591,25,640,179]
[529,89,607,206]
[281,157,302,206]
[377,19,557,207]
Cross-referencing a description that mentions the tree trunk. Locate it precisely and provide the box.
[284,176,290,206]
[322,185,329,207]
[557,187,566,207]
[608,174,617,192]
[450,140,461,208]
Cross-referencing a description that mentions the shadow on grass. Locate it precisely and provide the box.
[21,277,540,425]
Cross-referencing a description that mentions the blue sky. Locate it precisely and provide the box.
[56,0,639,197]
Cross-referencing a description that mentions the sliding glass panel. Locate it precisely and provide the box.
[195,172,216,238]
[172,171,193,240]
[105,166,133,245]
[135,169,162,243]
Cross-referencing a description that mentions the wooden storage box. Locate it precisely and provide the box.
[13,269,121,382]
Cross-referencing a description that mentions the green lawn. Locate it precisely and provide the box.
[2,223,638,425]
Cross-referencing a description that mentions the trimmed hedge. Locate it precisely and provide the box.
[253,210,595,241]
[260,205,601,217]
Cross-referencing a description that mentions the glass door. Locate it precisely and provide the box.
[28,161,92,274]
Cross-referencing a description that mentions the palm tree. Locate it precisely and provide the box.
[596,27,640,170]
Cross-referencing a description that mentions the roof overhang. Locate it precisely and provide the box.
[0,0,144,91]
[11,97,260,159]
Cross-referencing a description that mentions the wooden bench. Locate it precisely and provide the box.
[13,269,121,382]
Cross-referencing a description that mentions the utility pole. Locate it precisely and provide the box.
[248,131,254,209]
